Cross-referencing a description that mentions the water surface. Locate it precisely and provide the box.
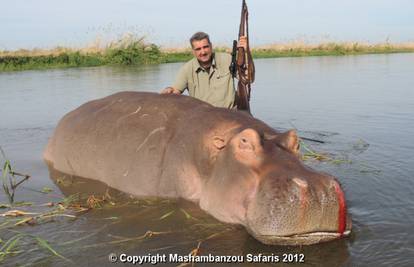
[1,53,413,266]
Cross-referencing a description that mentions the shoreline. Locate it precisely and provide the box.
[1,41,414,72]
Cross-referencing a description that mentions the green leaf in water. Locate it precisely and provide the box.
[0,234,23,262]
[41,187,53,193]
[13,201,33,207]
[159,210,175,220]
[35,237,70,262]
[180,208,195,220]
[104,217,119,220]
[0,203,11,209]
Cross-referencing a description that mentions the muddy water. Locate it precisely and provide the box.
[1,53,414,266]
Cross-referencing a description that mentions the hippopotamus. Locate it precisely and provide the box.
[44,91,351,245]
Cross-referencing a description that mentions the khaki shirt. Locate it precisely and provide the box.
[172,52,236,109]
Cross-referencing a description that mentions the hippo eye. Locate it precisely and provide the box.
[241,138,247,143]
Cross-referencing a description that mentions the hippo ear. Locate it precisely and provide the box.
[208,136,227,162]
[213,136,226,150]
[276,130,300,154]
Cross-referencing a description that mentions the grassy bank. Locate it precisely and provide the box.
[1,38,414,72]
[252,41,414,58]
[0,39,185,72]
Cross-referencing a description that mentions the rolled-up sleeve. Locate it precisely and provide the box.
[172,64,189,93]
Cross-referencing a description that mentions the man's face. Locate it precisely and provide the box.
[191,38,213,65]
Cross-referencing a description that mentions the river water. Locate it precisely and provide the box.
[1,53,413,266]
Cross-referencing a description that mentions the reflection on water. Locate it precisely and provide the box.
[1,53,414,266]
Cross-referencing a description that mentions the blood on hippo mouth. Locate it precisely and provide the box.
[253,229,352,246]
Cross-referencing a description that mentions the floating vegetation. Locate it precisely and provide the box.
[351,139,370,155]
[1,210,39,217]
[0,190,118,232]
[0,181,240,265]
[176,241,202,267]
[0,188,122,264]
[55,176,75,187]
[0,231,73,264]
[86,190,115,209]
[299,137,384,176]
[157,207,200,221]
[180,208,198,221]
[357,162,382,174]
[40,187,53,194]
[49,229,174,253]
[0,202,33,209]
[299,139,351,164]
[0,234,23,262]
[159,210,175,220]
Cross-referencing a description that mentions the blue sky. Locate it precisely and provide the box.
[2,0,413,50]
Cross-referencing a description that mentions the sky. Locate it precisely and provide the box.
[1,0,413,50]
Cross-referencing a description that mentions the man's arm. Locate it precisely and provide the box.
[160,63,189,95]
[230,36,248,81]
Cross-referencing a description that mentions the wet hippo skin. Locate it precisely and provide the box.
[44,91,351,245]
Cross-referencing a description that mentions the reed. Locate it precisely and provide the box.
[1,147,30,204]
[2,35,413,72]
[253,41,414,58]
[0,35,165,71]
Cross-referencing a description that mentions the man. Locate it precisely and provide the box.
[161,32,247,109]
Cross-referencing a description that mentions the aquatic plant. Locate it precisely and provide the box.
[0,147,30,204]
[0,232,71,264]
[299,139,352,164]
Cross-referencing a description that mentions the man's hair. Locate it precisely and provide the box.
[189,32,211,47]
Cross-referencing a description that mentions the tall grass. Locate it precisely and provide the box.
[252,41,414,58]
[1,35,414,72]
[0,35,168,71]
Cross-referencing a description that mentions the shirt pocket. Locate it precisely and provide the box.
[214,70,231,91]
[217,70,231,79]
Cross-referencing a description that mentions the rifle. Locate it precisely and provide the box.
[230,40,238,78]
[232,0,255,113]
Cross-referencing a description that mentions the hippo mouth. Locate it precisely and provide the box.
[247,214,353,246]
[252,229,352,246]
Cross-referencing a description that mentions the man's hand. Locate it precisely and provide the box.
[238,36,247,50]
[161,87,181,95]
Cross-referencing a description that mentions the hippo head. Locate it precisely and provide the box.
[199,127,351,245]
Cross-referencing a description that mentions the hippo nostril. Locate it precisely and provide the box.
[292,177,308,188]
[328,180,337,189]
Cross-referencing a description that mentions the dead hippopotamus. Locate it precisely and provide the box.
[44,91,351,245]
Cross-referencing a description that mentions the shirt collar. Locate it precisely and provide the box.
[195,53,216,73]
